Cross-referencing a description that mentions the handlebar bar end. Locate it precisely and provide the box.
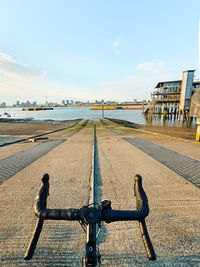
[42,173,49,183]
[134,174,142,183]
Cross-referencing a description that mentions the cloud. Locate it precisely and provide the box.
[0,52,46,79]
[0,52,177,104]
[0,76,98,104]
[113,37,120,47]
[137,61,165,73]
[0,70,178,105]
[114,49,120,55]
[100,72,177,101]
[112,36,120,55]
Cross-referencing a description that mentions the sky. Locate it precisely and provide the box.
[0,0,200,105]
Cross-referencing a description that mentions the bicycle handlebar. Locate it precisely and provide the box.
[24,173,156,261]
[34,174,149,222]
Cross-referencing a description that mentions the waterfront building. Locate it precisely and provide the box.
[152,70,200,106]
[150,70,200,121]
[152,80,182,104]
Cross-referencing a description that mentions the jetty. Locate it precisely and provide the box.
[0,119,200,266]
[90,106,142,110]
[22,107,53,111]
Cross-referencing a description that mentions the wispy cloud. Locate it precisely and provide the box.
[112,36,120,55]
[0,52,177,104]
[100,72,177,101]
[0,71,177,104]
[137,61,165,73]
[0,52,46,79]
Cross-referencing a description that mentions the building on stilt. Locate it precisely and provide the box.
[151,70,200,120]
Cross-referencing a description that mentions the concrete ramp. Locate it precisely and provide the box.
[0,139,65,185]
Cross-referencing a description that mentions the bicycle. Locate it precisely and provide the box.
[24,173,156,266]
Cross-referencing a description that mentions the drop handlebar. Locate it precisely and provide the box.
[24,173,156,264]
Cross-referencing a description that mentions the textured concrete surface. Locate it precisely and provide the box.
[0,127,93,266]
[125,137,200,188]
[104,119,200,161]
[0,139,65,185]
[96,123,200,266]
[0,142,37,160]
[0,119,200,266]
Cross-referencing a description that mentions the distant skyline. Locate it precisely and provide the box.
[0,0,200,105]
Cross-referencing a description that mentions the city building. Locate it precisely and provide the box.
[0,102,6,108]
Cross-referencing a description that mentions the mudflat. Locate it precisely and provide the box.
[0,118,197,141]
[0,120,80,136]
[108,118,196,141]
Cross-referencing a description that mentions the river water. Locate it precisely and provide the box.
[0,106,196,145]
[0,106,196,127]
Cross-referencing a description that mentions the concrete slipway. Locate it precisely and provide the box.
[0,119,200,266]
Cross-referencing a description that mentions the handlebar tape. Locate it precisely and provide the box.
[24,173,49,260]
[139,219,156,261]
[24,218,44,260]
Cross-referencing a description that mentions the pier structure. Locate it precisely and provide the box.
[151,79,181,120]
[150,70,200,123]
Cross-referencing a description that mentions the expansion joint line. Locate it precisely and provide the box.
[89,125,97,206]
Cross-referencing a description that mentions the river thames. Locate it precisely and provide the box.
[0,106,196,127]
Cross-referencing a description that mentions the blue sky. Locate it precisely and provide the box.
[0,0,200,104]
